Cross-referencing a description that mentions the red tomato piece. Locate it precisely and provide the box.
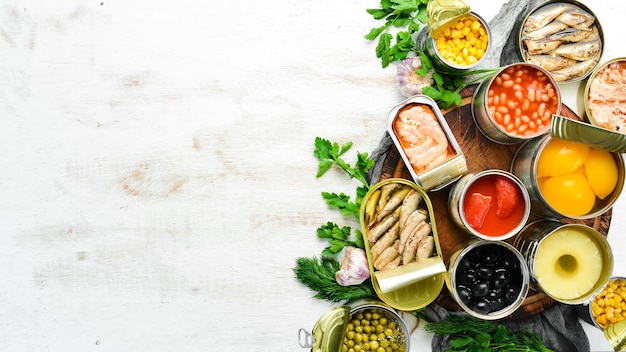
[465,192,492,229]
[495,177,519,218]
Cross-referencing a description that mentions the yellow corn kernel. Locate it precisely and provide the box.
[455,21,464,30]
[479,27,486,36]
[616,294,623,304]
[464,19,473,27]
[468,56,477,64]
[471,20,481,32]
[596,314,608,327]
[481,41,488,50]
[462,26,471,37]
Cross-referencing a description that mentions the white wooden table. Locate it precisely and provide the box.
[0,0,624,351]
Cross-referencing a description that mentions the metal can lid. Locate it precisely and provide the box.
[301,306,350,352]
[427,0,471,37]
[550,114,626,154]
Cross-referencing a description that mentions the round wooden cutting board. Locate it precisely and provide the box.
[379,84,612,320]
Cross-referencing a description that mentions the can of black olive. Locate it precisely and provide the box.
[447,239,529,320]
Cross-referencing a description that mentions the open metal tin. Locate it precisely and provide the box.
[359,178,446,311]
[577,57,626,134]
[517,0,604,84]
[513,220,613,305]
[298,301,410,352]
[387,95,467,192]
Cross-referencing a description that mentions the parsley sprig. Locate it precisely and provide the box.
[292,138,376,303]
[364,0,429,68]
[416,51,499,109]
[425,315,555,352]
[313,137,373,256]
[317,222,364,257]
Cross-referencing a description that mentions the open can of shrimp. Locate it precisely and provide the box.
[472,62,562,145]
[424,11,492,72]
[576,277,626,330]
[513,220,613,305]
[359,178,447,311]
[517,0,604,84]
[510,133,624,220]
[298,300,410,352]
[578,57,626,133]
[387,95,467,191]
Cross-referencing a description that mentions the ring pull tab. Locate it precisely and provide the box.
[298,328,313,348]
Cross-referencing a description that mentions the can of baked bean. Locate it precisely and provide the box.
[472,63,562,145]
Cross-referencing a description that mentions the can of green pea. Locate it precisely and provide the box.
[298,300,410,352]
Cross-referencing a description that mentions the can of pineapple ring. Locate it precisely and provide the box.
[512,219,613,305]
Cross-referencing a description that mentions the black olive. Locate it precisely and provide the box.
[492,269,512,289]
[458,269,477,286]
[472,281,490,298]
[483,248,502,266]
[486,288,503,300]
[458,256,472,271]
[489,297,505,311]
[504,286,520,303]
[501,252,520,270]
[477,266,494,280]
[457,285,473,305]
[472,299,490,315]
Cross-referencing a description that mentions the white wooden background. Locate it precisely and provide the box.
[1,0,624,351]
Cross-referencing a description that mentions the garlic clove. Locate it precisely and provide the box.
[397,57,435,97]
[335,246,370,286]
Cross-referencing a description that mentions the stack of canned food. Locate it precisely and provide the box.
[300,1,626,350]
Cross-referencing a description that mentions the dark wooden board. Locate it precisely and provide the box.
[380,84,612,320]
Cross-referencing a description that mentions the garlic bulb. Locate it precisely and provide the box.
[397,57,434,97]
[335,246,370,286]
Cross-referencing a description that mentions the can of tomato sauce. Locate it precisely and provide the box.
[472,63,562,145]
[448,169,530,241]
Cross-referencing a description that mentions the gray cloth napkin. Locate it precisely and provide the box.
[422,302,591,352]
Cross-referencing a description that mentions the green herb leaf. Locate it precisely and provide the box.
[293,256,376,303]
[316,222,363,256]
[365,0,429,67]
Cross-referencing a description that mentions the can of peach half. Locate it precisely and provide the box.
[513,220,613,305]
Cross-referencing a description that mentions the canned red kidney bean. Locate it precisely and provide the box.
[487,64,559,137]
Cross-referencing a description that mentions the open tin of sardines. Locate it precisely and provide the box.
[387,95,467,191]
[517,0,604,84]
[298,300,410,352]
[359,178,446,311]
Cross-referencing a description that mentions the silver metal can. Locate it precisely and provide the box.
[518,0,604,84]
[298,300,410,352]
[424,11,491,73]
[472,63,562,145]
[447,239,529,320]
[513,220,613,305]
[577,276,626,329]
[510,134,625,219]
[448,169,530,241]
